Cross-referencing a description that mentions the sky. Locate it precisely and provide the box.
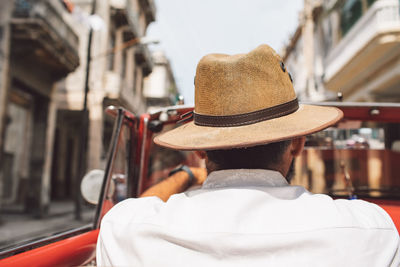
[146,0,304,105]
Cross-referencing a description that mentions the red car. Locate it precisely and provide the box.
[1,102,400,266]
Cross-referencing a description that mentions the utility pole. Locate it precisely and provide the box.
[0,0,15,223]
[75,0,97,220]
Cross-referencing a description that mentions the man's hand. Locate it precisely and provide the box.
[190,167,207,185]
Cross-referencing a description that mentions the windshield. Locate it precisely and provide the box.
[144,123,205,192]
[293,120,400,199]
[96,121,132,224]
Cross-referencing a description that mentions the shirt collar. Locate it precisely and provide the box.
[202,169,289,190]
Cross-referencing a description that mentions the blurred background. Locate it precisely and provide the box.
[0,0,399,250]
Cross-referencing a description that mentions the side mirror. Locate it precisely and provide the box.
[80,169,114,205]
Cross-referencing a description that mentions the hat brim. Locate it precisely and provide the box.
[154,104,343,151]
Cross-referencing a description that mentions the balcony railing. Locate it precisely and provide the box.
[324,0,400,83]
[12,0,79,77]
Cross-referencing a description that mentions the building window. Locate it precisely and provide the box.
[367,0,377,7]
[341,0,363,36]
[107,32,115,71]
[340,0,378,37]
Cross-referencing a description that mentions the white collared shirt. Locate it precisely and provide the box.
[97,169,400,266]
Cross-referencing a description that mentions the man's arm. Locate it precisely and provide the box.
[140,167,207,201]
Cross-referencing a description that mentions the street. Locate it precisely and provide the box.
[0,201,95,249]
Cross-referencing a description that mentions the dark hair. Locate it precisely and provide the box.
[206,140,291,172]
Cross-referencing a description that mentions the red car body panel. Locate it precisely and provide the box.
[367,200,400,233]
[0,230,99,267]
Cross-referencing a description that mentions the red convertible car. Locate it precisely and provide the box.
[1,102,400,266]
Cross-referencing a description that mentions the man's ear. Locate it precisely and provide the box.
[290,136,306,157]
[195,150,206,159]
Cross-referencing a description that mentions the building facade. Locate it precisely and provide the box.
[143,51,178,113]
[52,0,156,209]
[0,0,157,218]
[283,0,400,102]
[0,0,80,216]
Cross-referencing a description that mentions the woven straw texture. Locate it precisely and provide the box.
[195,45,296,116]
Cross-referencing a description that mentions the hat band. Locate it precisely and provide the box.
[194,98,299,127]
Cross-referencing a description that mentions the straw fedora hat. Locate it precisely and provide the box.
[154,44,343,151]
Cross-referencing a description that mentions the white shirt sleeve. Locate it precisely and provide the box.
[390,243,400,267]
[96,229,112,267]
[96,197,163,266]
